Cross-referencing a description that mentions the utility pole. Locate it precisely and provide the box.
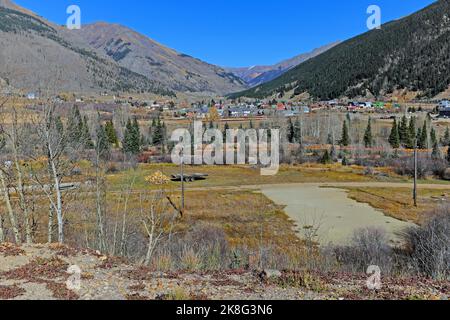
[413,139,418,207]
[180,147,185,211]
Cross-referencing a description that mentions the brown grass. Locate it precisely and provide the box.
[176,189,301,250]
[107,163,387,192]
[345,187,449,224]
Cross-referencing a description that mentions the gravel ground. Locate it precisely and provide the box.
[0,244,448,300]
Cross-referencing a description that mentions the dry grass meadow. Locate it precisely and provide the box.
[345,187,450,224]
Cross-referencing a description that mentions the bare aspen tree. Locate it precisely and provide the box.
[142,191,169,266]
[118,174,137,256]
[0,211,4,243]
[33,103,67,243]
[111,192,123,256]
[93,114,108,252]
[47,203,54,243]
[6,106,33,243]
[0,113,21,244]
[142,173,177,266]
[0,168,21,243]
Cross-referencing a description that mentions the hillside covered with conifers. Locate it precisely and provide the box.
[230,0,450,100]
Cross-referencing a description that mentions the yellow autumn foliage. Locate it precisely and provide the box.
[144,171,170,185]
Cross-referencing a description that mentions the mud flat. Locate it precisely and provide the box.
[261,184,415,245]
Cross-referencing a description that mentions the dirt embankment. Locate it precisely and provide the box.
[0,244,448,300]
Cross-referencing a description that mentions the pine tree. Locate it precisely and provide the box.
[287,118,295,143]
[122,119,133,153]
[388,118,400,149]
[406,117,416,149]
[431,141,441,160]
[81,116,93,149]
[152,117,164,146]
[96,123,110,160]
[364,118,373,148]
[430,127,437,147]
[320,149,332,164]
[418,122,428,149]
[133,117,140,134]
[293,118,302,144]
[339,120,350,147]
[133,117,141,150]
[416,127,422,147]
[399,115,408,145]
[105,120,119,147]
[67,106,84,145]
[122,118,140,154]
[442,127,450,146]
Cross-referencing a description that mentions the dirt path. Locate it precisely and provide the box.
[20,181,448,196]
[180,181,450,193]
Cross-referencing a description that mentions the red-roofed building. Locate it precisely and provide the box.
[276,102,286,111]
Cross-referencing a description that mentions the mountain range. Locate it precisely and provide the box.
[224,42,340,87]
[2,0,447,101]
[0,0,174,96]
[0,0,334,98]
[75,23,245,95]
[0,0,246,96]
[231,0,450,101]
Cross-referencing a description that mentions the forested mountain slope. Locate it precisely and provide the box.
[231,0,450,100]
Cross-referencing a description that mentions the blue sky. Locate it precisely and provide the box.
[15,0,435,67]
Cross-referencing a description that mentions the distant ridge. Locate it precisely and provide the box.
[225,42,340,87]
[231,1,450,101]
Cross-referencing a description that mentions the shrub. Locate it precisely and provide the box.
[183,223,229,270]
[333,228,394,273]
[152,250,173,272]
[180,246,202,271]
[392,156,432,179]
[400,206,450,280]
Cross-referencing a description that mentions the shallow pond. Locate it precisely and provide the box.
[261,185,415,245]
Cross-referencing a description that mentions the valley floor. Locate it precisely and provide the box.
[1,165,449,300]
